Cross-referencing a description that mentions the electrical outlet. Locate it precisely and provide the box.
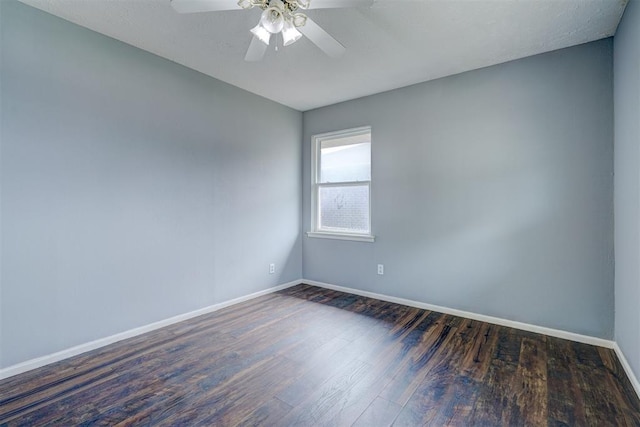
[269,263,275,274]
[377,264,384,275]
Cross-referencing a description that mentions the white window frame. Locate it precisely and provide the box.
[307,126,375,243]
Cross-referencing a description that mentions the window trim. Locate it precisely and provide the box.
[308,126,375,243]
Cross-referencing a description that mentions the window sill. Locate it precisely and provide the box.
[306,231,375,243]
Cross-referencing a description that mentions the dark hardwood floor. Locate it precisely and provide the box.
[1,284,639,426]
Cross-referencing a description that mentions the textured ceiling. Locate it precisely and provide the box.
[18,0,627,111]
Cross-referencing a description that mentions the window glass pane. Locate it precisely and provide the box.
[320,141,371,183]
[319,185,370,233]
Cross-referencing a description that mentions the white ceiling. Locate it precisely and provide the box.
[18,0,627,111]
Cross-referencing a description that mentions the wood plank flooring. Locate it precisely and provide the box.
[1,284,639,426]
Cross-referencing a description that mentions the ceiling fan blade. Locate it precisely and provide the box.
[170,0,239,13]
[245,36,268,61]
[298,17,346,58]
[306,0,373,9]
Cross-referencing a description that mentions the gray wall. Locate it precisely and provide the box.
[614,0,640,381]
[303,40,614,339]
[0,0,621,370]
[0,0,302,368]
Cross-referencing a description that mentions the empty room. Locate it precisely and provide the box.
[1,0,639,425]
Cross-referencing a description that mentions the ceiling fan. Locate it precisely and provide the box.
[170,0,373,61]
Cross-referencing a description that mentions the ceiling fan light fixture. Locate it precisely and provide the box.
[282,19,302,46]
[250,23,271,45]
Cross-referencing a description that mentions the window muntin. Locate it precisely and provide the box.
[310,127,373,241]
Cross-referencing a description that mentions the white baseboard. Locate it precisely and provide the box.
[0,279,622,384]
[0,280,301,381]
[613,343,640,400]
[303,279,615,349]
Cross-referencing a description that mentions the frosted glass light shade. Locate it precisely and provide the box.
[282,20,302,46]
[250,23,271,45]
[260,8,284,34]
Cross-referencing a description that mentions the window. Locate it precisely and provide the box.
[308,126,374,242]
